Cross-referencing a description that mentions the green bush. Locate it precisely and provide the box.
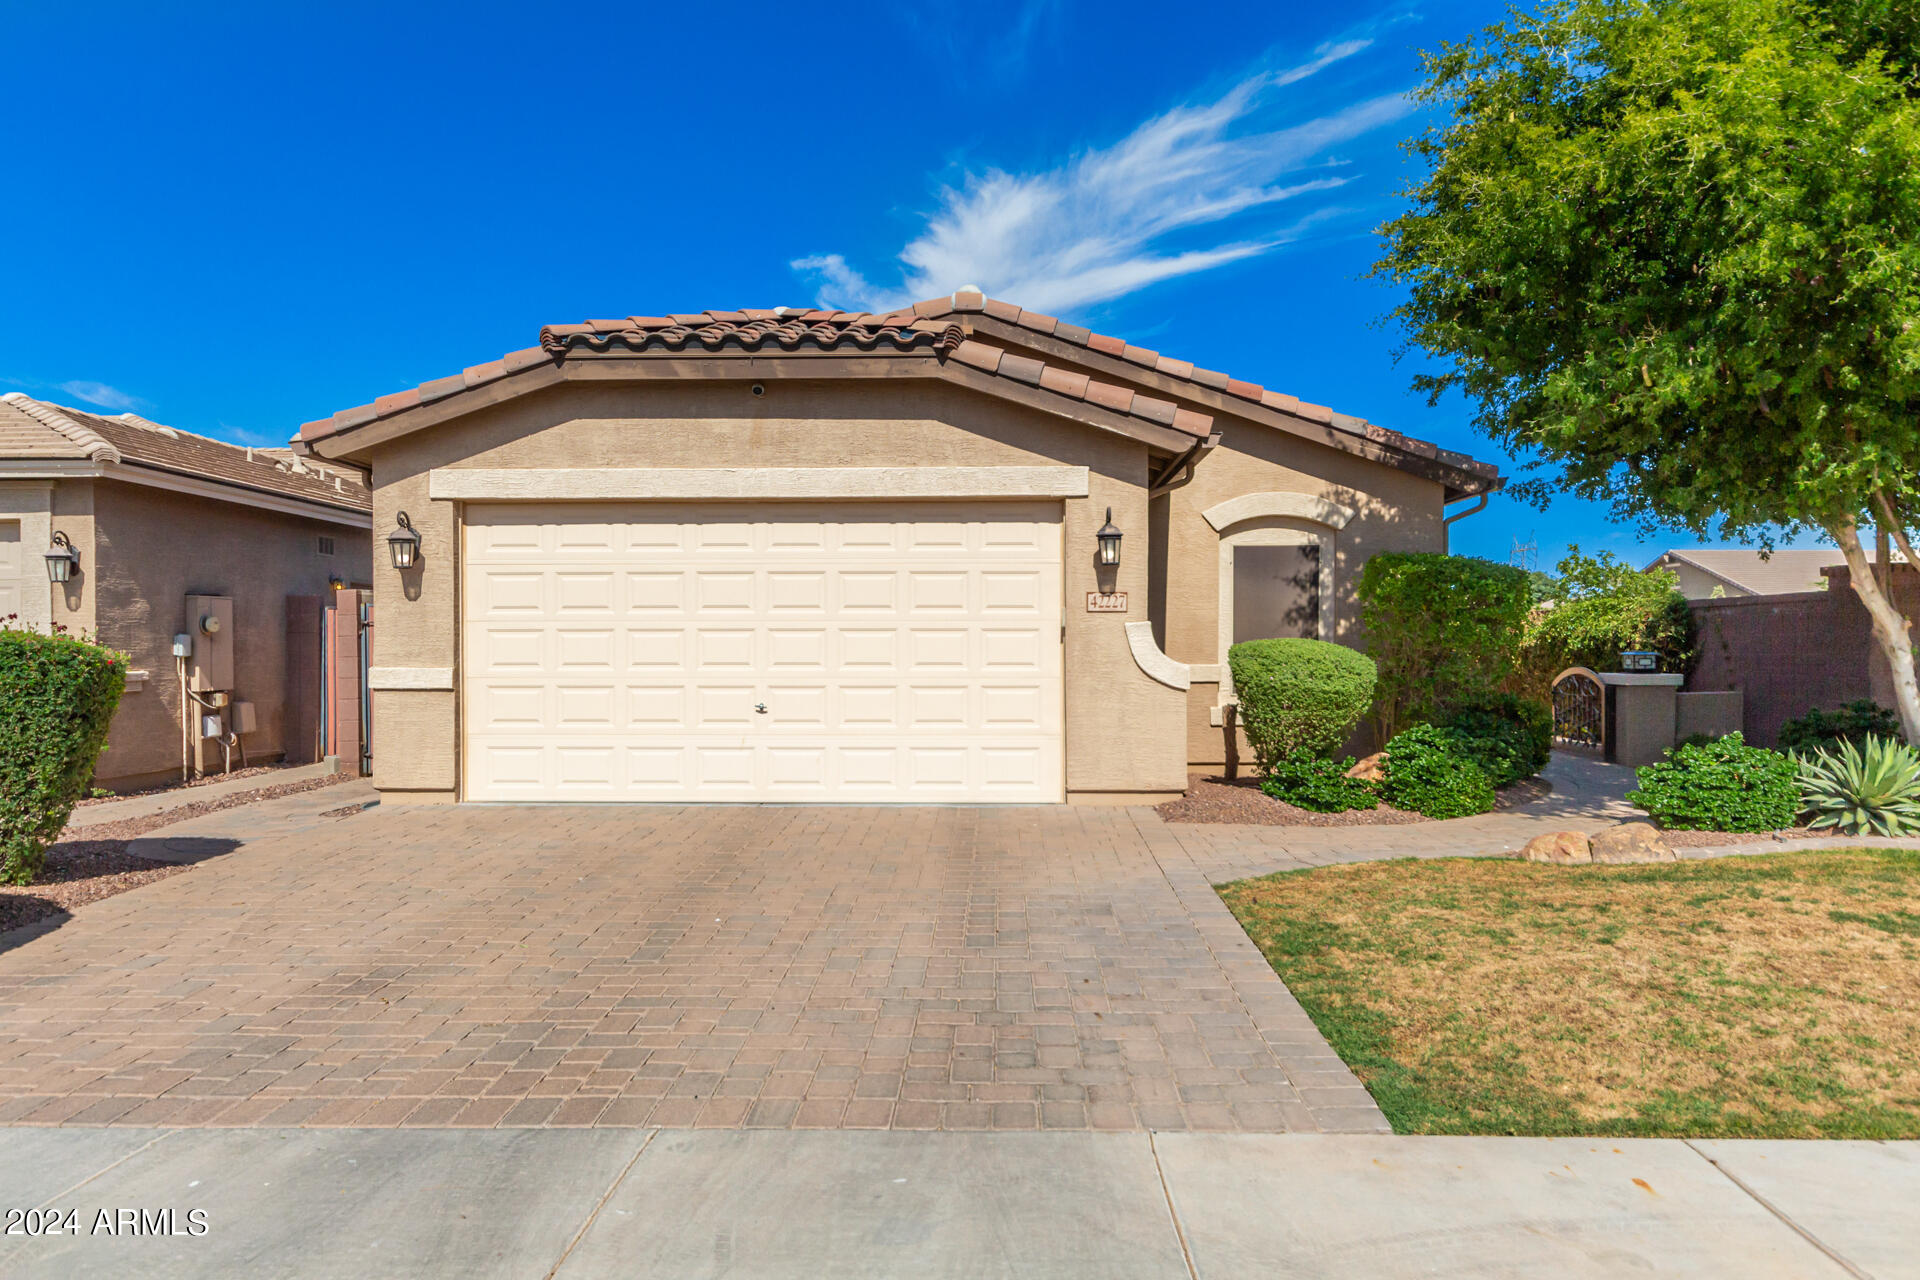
[1626,733,1799,832]
[1228,638,1376,770]
[1357,553,1531,739]
[1797,735,1920,837]
[1259,750,1380,813]
[1381,724,1498,819]
[1778,701,1905,756]
[1440,693,1553,787]
[1510,548,1697,703]
[0,628,127,884]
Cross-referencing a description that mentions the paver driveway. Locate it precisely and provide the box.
[0,805,1380,1132]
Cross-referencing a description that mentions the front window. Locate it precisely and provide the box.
[1232,543,1320,642]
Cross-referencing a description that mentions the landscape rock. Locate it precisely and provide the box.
[1345,752,1387,782]
[1588,822,1677,864]
[1521,831,1592,864]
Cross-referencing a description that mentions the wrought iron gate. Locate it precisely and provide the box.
[1550,667,1605,749]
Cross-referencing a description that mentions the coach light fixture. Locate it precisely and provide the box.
[1095,508,1123,567]
[387,511,422,571]
[44,531,79,583]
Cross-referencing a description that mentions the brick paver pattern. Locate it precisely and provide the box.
[0,806,1382,1133]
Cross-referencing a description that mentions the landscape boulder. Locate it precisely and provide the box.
[1521,831,1591,864]
[1588,822,1677,864]
[1344,752,1387,782]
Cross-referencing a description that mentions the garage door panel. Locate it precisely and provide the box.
[555,629,616,670]
[627,629,685,670]
[627,572,685,612]
[463,501,1062,803]
[627,686,686,728]
[766,629,827,670]
[555,572,616,613]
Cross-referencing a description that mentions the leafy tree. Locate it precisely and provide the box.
[1375,0,1920,742]
[1512,547,1697,698]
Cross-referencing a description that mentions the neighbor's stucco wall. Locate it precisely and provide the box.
[361,378,1189,802]
[1162,423,1451,768]
[1664,561,1747,600]
[88,480,372,788]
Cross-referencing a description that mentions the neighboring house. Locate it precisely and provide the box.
[293,292,1501,805]
[1646,547,1878,599]
[0,393,372,789]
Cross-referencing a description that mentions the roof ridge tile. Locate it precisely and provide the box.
[1,393,121,463]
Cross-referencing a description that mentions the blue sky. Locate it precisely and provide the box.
[0,1,1822,568]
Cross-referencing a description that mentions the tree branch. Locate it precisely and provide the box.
[1875,490,1920,571]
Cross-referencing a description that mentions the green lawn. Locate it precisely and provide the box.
[1220,849,1920,1138]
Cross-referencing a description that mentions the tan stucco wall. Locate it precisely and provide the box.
[362,378,1190,802]
[87,481,372,788]
[1665,562,1744,600]
[1161,422,1451,768]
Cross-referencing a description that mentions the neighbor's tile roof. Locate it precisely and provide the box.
[1650,547,1875,596]
[0,393,369,514]
[297,290,1500,489]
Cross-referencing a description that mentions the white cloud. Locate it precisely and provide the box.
[57,380,149,412]
[791,42,1414,315]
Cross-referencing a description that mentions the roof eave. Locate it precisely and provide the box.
[960,314,1501,496]
[300,350,1205,464]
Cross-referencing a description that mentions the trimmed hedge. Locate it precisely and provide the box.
[1228,638,1376,771]
[1259,750,1380,813]
[1381,724,1498,819]
[1439,694,1553,788]
[1357,553,1531,738]
[1626,733,1799,832]
[0,629,126,884]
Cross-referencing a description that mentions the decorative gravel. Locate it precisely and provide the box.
[1,772,358,936]
[74,762,301,808]
[1157,773,1429,826]
[1662,826,1822,848]
[1157,771,1553,827]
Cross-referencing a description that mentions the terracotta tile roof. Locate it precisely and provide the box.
[0,394,369,514]
[297,292,1500,492]
[537,312,957,356]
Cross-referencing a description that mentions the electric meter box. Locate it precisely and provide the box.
[185,595,233,691]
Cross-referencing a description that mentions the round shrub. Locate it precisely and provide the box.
[1228,638,1376,771]
[1381,724,1497,819]
[0,628,127,884]
[1259,750,1380,813]
[1439,694,1553,787]
[1778,701,1904,756]
[1626,732,1798,832]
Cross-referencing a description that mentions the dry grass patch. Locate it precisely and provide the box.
[1220,850,1920,1137]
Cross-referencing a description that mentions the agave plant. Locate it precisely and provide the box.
[1797,735,1920,837]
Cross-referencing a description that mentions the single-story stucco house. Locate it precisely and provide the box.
[0,393,372,789]
[293,292,1501,805]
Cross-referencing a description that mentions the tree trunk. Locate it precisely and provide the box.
[1833,518,1920,744]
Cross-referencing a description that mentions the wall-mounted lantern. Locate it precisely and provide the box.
[1095,508,1123,567]
[44,531,79,583]
[387,511,422,571]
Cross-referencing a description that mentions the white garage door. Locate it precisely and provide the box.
[462,501,1064,803]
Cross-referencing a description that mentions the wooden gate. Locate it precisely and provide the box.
[1550,667,1605,749]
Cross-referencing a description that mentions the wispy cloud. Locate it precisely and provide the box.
[57,380,150,412]
[792,40,1414,315]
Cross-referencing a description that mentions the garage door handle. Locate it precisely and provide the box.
[754,703,768,714]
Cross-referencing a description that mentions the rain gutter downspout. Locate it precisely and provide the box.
[1442,490,1492,554]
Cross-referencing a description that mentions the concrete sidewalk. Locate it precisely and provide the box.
[67,763,344,830]
[0,1130,1911,1278]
